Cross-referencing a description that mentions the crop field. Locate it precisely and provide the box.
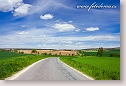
[0,51,29,60]
[60,56,120,80]
[18,50,77,56]
[60,49,120,80]
[79,49,120,57]
[0,50,54,79]
[0,54,51,80]
[0,48,120,80]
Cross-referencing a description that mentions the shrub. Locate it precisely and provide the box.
[49,53,52,55]
[109,53,120,57]
[20,51,24,54]
[31,49,37,53]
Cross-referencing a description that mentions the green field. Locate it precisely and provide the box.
[73,57,120,73]
[78,49,120,57]
[0,49,120,80]
[60,56,120,80]
[0,51,52,80]
[60,49,120,80]
[0,51,29,60]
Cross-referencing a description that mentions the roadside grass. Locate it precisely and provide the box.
[0,49,120,80]
[60,56,120,80]
[0,55,52,80]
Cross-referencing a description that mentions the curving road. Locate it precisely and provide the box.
[6,57,93,80]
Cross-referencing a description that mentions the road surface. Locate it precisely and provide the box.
[6,57,93,80]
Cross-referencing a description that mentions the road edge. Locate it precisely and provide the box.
[5,58,50,80]
[58,57,94,80]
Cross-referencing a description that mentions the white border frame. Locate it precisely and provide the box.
[0,0,125,86]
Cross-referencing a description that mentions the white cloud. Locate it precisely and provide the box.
[86,27,99,31]
[31,0,72,15]
[75,29,80,32]
[53,23,75,32]
[68,21,73,23]
[0,27,120,49]
[0,0,33,16]
[76,42,83,45]
[16,31,29,35]
[61,40,73,44]
[0,0,23,12]
[40,14,54,20]
[55,19,62,22]
[13,4,33,16]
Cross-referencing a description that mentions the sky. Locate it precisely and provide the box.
[0,0,120,49]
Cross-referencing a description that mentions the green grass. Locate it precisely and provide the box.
[0,51,60,80]
[73,57,120,72]
[60,56,120,80]
[0,51,29,60]
[78,49,120,57]
[0,49,120,80]
[0,55,51,80]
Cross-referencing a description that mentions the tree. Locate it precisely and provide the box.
[14,50,18,53]
[72,54,74,56]
[79,50,84,56]
[97,47,104,57]
[31,48,37,53]
[49,53,52,55]
[44,52,47,55]
[59,52,61,55]
[21,51,24,54]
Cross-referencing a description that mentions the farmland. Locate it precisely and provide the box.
[18,49,77,56]
[60,49,120,80]
[0,48,120,80]
[0,50,29,60]
[0,51,52,80]
[78,49,120,57]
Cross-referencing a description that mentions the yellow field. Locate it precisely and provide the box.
[18,50,77,55]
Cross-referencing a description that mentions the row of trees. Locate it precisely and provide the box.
[79,47,105,57]
[7,47,119,57]
[31,49,75,56]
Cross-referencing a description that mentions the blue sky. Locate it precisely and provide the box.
[0,0,120,49]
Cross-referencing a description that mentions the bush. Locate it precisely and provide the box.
[48,53,52,55]
[44,52,47,55]
[72,54,74,56]
[31,49,37,53]
[20,51,24,54]
[109,53,120,57]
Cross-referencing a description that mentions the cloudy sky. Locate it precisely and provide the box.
[0,0,120,49]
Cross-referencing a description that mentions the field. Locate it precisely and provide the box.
[18,50,77,56]
[0,48,120,80]
[79,49,120,57]
[60,56,120,80]
[60,49,120,80]
[0,51,52,80]
[0,50,29,60]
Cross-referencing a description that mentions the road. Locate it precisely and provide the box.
[6,57,93,80]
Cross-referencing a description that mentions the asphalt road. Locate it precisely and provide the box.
[6,57,93,80]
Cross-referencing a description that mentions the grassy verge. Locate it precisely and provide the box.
[60,56,120,80]
[0,55,51,80]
